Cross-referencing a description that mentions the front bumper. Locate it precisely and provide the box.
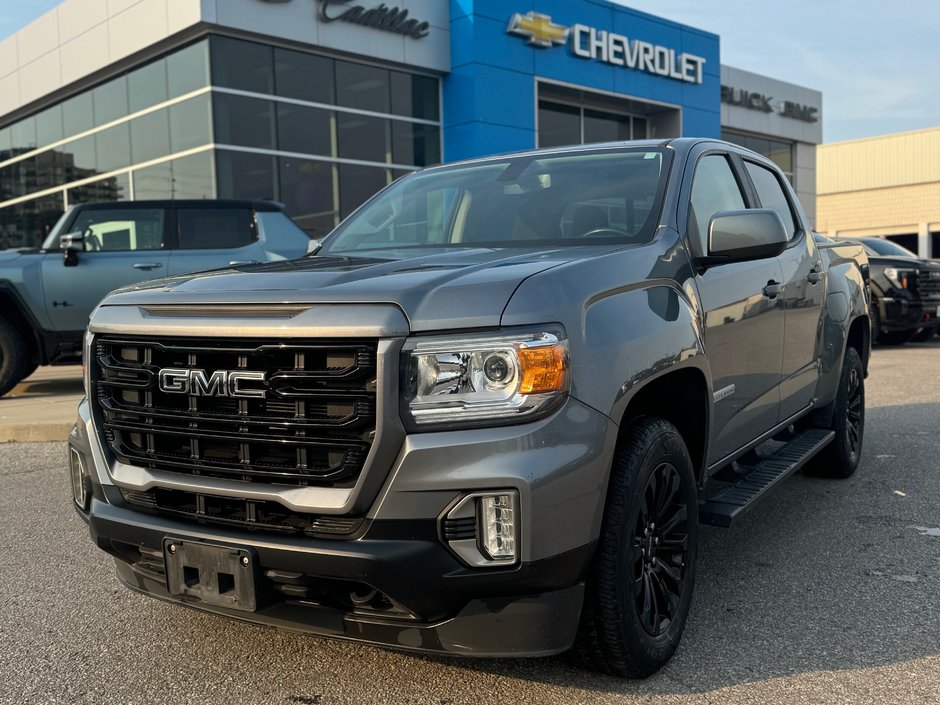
[87,496,587,656]
[879,296,940,331]
[71,396,617,657]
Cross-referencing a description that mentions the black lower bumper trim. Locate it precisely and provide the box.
[86,498,593,656]
[115,559,584,657]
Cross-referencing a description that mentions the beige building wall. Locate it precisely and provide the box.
[817,127,940,257]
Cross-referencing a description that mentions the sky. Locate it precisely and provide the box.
[610,0,940,142]
[2,0,938,143]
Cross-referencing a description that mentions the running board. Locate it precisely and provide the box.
[699,429,835,527]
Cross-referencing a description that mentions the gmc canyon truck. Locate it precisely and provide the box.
[69,139,870,677]
[0,200,311,397]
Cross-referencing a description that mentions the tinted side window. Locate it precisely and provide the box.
[72,208,165,251]
[178,208,255,250]
[688,154,746,254]
[745,161,797,238]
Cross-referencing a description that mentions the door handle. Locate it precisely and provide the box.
[132,262,163,270]
[763,281,785,299]
[807,269,824,284]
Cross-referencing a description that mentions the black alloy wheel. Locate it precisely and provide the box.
[809,346,865,478]
[633,462,689,636]
[573,417,698,678]
[845,365,863,460]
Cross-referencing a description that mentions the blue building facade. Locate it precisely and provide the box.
[444,0,721,161]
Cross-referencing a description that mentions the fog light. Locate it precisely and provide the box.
[480,493,517,562]
[442,490,520,567]
[69,447,89,510]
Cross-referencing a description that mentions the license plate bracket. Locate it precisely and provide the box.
[163,539,257,612]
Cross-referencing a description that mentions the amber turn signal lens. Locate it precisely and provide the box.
[518,344,567,394]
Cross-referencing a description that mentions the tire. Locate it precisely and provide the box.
[810,347,865,478]
[573,418,698,678]
[0,317,33,398]
[877,329,916,345]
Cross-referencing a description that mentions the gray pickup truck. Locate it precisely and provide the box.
[68,139,870,677]
[0,199,311,396]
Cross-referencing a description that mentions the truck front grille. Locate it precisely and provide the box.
[119,488,364,537]
[917,270,940,299]
[94,337,377,488]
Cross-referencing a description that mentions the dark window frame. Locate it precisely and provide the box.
[67,206,170,253]
[685,150,752,257]
[740,157,802,241]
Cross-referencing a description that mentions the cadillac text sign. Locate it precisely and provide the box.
[256,0,431,39]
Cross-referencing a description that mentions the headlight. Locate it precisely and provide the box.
[884,267,913,289]
[402,329,568,428]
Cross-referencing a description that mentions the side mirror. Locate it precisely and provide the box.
[59,232,83,267]
[704,209,788,266]
[306,239,321,256]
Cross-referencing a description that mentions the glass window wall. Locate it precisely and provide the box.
[0,40,211,248]
[215,150,277,202]
[274,48,334,104]
[278,157,337,238]
[539,100,648,148]
[0,35,438,247]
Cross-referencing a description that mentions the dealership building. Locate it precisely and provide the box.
[817,126,940,259]
[0,0,823,248]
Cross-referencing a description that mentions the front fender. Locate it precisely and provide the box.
[0,253,52,332]
[579,282,708,425]
[816,258,869,407]
[500,229,709,423]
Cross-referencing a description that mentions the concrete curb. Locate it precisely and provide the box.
[0,424,74,443]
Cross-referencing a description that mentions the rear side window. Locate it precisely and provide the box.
[72,208,165,251]
[178,208,255,249]
[688,155,746,254]
[745,161,797,238]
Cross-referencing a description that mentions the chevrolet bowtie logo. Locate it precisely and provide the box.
[507,11,569,48]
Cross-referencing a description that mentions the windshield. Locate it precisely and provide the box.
[860,238,917,258]
[320,148,671,256]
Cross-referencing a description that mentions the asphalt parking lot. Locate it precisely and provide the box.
[1,342,938,705]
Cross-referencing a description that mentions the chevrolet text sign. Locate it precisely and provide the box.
[508,11,706,85]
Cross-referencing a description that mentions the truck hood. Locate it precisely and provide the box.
[100,247,608,331]
[869,255,940,270]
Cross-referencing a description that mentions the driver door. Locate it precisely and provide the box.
[688,153,786,463]
[41,207,170,332]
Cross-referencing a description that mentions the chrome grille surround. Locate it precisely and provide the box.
[96,336,378,488]
[86,304,408,515]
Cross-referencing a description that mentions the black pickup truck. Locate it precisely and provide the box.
[849,237,940,344]
[69,139,870,677]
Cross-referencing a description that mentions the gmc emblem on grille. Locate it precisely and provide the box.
[158,368,267,398]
